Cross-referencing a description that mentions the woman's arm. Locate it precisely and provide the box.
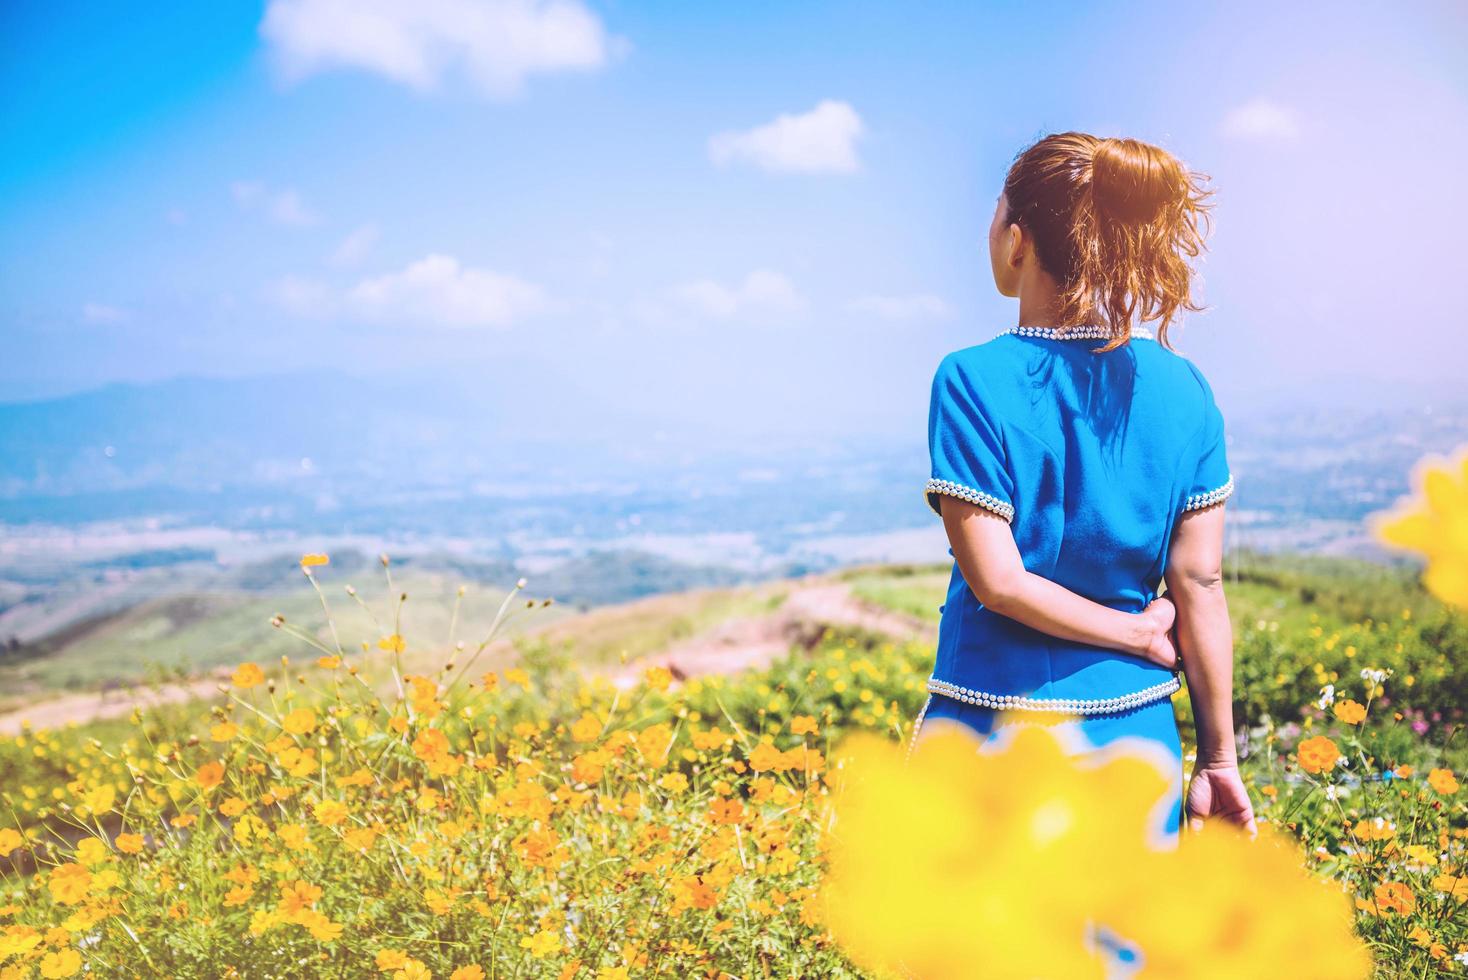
[940,498,1176,665]
[1162,500,1257,834]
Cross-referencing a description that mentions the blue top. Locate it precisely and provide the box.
[924,324,1234,714]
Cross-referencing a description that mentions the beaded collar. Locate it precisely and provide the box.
[1002,324,1155,341]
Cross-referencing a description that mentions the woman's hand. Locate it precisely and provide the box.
[1138,594,1179,669]
[1185,762,1258,837]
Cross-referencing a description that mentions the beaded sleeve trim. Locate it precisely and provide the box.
[925,479,1015,522]
[1183,474,1234,512]
[925,674,1181,715]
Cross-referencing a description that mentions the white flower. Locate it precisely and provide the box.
[1324,784,1350,801]
[1455,950,1468,966]
[1359,667,1391,685]
[1316,684,1335,709]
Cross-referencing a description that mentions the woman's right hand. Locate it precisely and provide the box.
[1139,594,1179,669]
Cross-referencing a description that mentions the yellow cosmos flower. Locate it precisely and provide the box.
[0,828,23,857]
[210,722,239,742]
[282,708,317,736]
[313,799,350,827]
[38,947,82,979]
[520,929,562,958]
[393,960,431,980]
[232,662,266,688]
[74,838,108,867]
[378,633,406,654]
[48,864,92,906]
[300,553,329,567]
[449,967,485,980]
[1332,700,1366,725]
[1432,874,1468,900]
[81,784,115,814]
[113,833,143,855]
[642,666,673,692]
[1372,446,1468,607]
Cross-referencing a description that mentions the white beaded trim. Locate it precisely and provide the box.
[1183,474,1234,512]
[925,674,1181,715]
[905,694,933,763]
[924,478,1015,522]
[1002,324,1154,341]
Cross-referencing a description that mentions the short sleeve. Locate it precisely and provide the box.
[1181,370,1235,513]
[924,354,1016,522]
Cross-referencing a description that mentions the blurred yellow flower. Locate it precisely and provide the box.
[378,633,406,654]
[313,800,349,827]
[449,967,485,980]
[210,722,239,742]
[1372,446,1468,607]
[233,663,265,688]
[643,666,673,692]
[114,833,143,855]
[520,930,562,958]
[282,708,317,736]
[0,828,23,857]
[300,553,330,567]
[81,784,114,814]
[48,864,92,905]
[38,948,82,979]
[195,761,225,791]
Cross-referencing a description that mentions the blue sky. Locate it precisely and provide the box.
[2,1,1466,442]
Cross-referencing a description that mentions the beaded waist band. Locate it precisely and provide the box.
[925,673,1181,715]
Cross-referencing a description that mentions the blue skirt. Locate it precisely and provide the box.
[912,691,1185,848]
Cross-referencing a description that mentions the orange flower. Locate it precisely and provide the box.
[278,880,323,915]
[1372,881,1416,916]
[1427,768,1459,795]
[1296,735,1341,774]
[1332,700,1366,725]
[195,761,225,791]
[232,663,265,688]
[748,742,786,773]
[790,715,820,736]
[707,798,745,826]
[412,728,451,764]
[114,833,144,855]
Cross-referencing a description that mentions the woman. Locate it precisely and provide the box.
[910,132,1256,848]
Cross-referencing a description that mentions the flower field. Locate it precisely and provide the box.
[0,451,1465,977]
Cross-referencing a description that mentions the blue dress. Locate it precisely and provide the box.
[911,323,1234,847]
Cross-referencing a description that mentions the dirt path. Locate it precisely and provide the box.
[0,578,932,734]
[0,672,232,737]
[607,580,932,689]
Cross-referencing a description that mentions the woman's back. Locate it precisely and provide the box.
[925,323,1233,710]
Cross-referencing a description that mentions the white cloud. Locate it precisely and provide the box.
[709,100,864,175]
[81,302,130,325]
[273,254,548,328]
[662,269,805,320]
[329,224,380,267]
[1220,98,1300,141]
[848,293,952,321]
[231,180,321,226]
[260,0,617,100]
